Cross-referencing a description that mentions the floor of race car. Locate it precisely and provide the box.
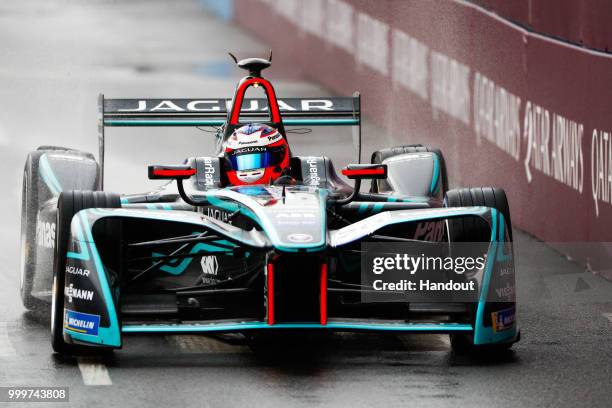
[0,1,611,407]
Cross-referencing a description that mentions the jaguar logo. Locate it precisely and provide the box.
[286,233,313,243]
[200,255,219,276]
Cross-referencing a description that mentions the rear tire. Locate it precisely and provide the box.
[444,187,514,353]
[20,164,41,310]
[20,146,99,311]
[51,190,120,354]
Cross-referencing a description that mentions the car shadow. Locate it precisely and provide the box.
[19,310,519,370]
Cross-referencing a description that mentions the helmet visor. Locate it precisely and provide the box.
[228,149,285,171]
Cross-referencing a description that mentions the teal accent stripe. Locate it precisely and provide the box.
[213,239,239,248]
[473,208,516,345]
[153,242,231,275]
[357,203,369,214]
[38,154,62,195]
[65,210,121,347]
[371,203,384,213]
[490,208,498,242]
[106,119,226,126]
[496,213,512,262]
[66,216,90,261]
[143,203,172,210]
[122,322,473,334]
[430,153,440,194]
[120,197,128,204]
[104,118,359,127]
[153,252,192,275]
[282,119,359,126]
[332,206,490,247]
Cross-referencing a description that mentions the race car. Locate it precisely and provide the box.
[19,53,519,355]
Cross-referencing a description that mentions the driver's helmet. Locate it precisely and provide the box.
[223,123,290,185]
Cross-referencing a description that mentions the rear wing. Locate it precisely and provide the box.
[98,93,361,189]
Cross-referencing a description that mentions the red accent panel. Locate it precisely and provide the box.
[342,168,386,177]
[320,263,328,325]
[226,167,281,186]
[230,78,281,125]
[153,168,196,177]
[226,170,243,186]
[267,262,275,325]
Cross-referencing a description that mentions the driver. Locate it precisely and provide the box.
[223,123,290,185]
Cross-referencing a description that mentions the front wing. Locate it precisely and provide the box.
[61,206,517,348]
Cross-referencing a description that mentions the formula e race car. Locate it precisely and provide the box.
[20,53,519,355]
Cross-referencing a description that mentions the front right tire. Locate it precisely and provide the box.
[444,187,515,354]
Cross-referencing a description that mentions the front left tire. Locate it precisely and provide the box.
[51,190,120,354]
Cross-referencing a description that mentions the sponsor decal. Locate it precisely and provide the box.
[266,132,281,142]
[36,218,55,249]
[413,221,444,241]
[591,128,612,217]
[226,128,283,150]
[276,213,316,219]
[200,255,219,276]
[64,283,94,303]
[523,101,584,193]
[491,306,515,332]
[287,233,314,243]
[499,265,514,276]
[227,134,264,149]
[205,208,232,224]
[473,72,521,160]
[495,283,516,300]
[236,139,258,146]
[275,212,317,226]
[203,157,215,187]
[64,309,100,336]
[65,265,90,277]
[235,146,266,154]
[306,158,322,186]
[115,99,336,113]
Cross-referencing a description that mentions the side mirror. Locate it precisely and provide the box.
[341,164,387,179]
[148,165,196,180]
[334,164,387,205]
[148,164,205,206]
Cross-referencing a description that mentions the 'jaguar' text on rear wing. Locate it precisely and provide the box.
[98,93,361,189]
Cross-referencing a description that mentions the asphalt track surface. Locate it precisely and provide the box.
[0,1,611,407]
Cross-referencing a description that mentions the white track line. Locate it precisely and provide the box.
[77,357,112,386]
[0,322,17,358]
